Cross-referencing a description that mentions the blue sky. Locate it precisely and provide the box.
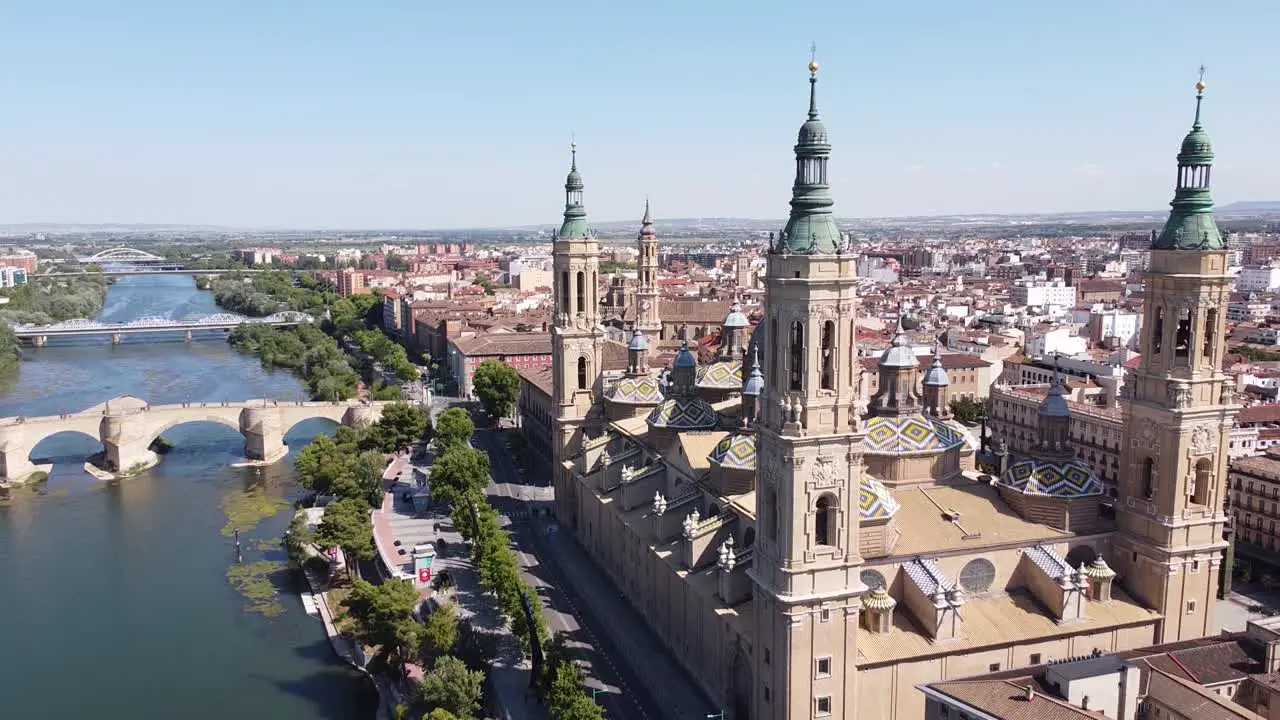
[0,1,1276,229]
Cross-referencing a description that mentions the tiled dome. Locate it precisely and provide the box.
[696,360,743,390]
[859,476,901,521]
[863,415,969,456]
[998,457,1104,498]
[646,397,719,430]
[707,433,756,470]
[604,375,663,406]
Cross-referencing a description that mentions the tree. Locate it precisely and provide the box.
[341,578,422,666]
[284,511,316,566]
[370,402,430,452]
[353,449,389,507]
[316,498,374,579]
[430,446,491,508]
[425,710,458,720]
[546,659,604,720]
[949,396,990,424]
[417,655,484,720]
[420,601,460,660]
[434,408,474,450]
[471,360,521,421]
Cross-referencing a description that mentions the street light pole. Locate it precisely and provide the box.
[707,712,725,720]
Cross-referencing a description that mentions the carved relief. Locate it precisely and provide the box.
[815,305,837,320]
[1167,382,1192,409]
[1190,425,1217,455]
[811,457,838,488]
[1136,418,1160,453]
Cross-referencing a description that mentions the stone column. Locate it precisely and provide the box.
[239,407,286,463]
[0,424,35,482]
[99,413,157,474]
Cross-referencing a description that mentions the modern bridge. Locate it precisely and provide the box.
[13,311,313,345]
[76,247,168,264]
[0,396,391,482]
[36,268,270,278]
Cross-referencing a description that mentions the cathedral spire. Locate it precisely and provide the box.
[558,140,591,240]
[775,52,841,255]
[1152,72,1223,251]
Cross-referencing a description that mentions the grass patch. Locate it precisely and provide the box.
[254,538,279,552]
[220,488,290,537]
[227,560,288,617]
[25,471,49,484]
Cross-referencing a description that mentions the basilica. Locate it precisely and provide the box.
[541,62,1235,720]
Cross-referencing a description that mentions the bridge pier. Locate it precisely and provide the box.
[99,413,157,475]
[34,336,46,348]
[0,424,36,482]
[185,330,193,342]
[239,407,287,463]
[111,333,122,345]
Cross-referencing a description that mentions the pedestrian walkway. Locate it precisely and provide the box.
[530,516,717,720]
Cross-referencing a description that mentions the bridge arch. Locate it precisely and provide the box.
[139,414,244,449]
[26,429,102,465]
[79,247,165,263]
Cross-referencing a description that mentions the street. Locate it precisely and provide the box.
[472,424,718,720]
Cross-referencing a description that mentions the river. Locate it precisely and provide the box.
[0,274,377,720]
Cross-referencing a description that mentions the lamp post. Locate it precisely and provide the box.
[591,688,604,704]
[707,712,726,720]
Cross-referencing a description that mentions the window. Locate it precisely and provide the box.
[576,271,585,313]
[989,663,1001,672]
[1192,560,1201,573]
[764,687,771,702]
[814,495,837,547]
[819,608,831,622]
[959,558,997,594]
[765,488,779,542]
[816,657,831,677]
[1175,307,1191,360]
[1193,457,1212,506]
[1142,457,1156,499]
[1187,598,1197,614]
[1204,308,1218,361]
[815,696,832,716]
[764,648,771,665]
[577,356,587,390]
[789,321,805,391]
[939,707,950,720]
[860,570,887,591]
[1030,653,1042,665]
[770,318,779,388]
[559,271,569,312]
[820,320,835,390]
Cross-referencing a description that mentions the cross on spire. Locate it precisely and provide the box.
[570,132,577,170]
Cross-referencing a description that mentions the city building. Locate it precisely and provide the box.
[1011,279,1078,309]
[861,352,994,400]
[542,69,1236,720]
[1239,264,1280,292]
[0,248,37,274]
[336,267,370,296]
[232,247,281,267]
[0,266,28,288]
[446,332,552,401]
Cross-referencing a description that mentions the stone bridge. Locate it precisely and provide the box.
[0,396,389,482]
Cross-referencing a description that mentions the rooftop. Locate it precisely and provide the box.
[885,479,1073,557]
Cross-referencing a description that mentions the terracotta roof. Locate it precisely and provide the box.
[602,340,630,372]
[926,679,1110,720]
[1238,405,1280,425]
[621,299,732,324]
[1145,668,1264,719]
[517,366,553,397]
[1165,639,1264,685]
[451,332,551,358]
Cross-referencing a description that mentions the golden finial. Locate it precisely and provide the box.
[1196,65,1207,94]
[808,42,820,74]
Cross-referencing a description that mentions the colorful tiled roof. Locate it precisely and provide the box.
[707,432,756,470]
[863,414,970,455]
[604,375,663,406]
[859,476,900,521]
[903,557,954,596]
[999,457,1104,498]
[696,360,743,390]
[646,397,719,430]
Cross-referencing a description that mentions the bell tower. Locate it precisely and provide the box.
[750,55,866,720]
[635,199,662,338]
[1115,75,1237,642]
[550,143,604,528]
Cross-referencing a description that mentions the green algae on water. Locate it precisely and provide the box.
[227,560,288,617]
[220,488,289,537]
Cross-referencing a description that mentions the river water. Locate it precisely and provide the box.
[0,275,376,720]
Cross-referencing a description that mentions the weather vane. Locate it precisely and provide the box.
[808,42,820,74]
[1196,65,1207,94]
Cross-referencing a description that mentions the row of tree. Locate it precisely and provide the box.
[352,328,420,383]
[0,275,108,325]
[228,323,365,401]
[428,408,602,720]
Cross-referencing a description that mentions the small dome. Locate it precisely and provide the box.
[605,375,663,406]
[862,587,897,611]
[798,118,828,146]
[647,397,719,430]
[999,457,1104,499]
[628,330,649,352]
[742,363,764,397]
[1179,127,1213,161]
[708,433,757,470]
[723,302,750,329]
[879,314,918,368]
[923,352,950,387]
[1040,376,1070,417]
[565,167,584,190]
[673,340,697,369]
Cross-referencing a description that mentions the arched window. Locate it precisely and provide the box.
[1065,545,1098,569]
[765,488,778,542]
[1193,457,1212,506]
[742,527,756,549]
[820,320,835,390]
[1142,457,1156,499]
[577,356,587,390]
[814,494,837,547]
[708,503,720,518]
[1203,308,1218,364]
[560,271,570,313]
[1152,307,1164,355]
[591,271,597,312]
[770,318,779,388]
[789,321,804,391]
[576,272,585,313]
[1175,308,1192,361]
[860,570,887,591]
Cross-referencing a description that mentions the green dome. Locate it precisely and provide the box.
[1179,127,1213,163]
[1152,86,1224,252]
[775,69,841,256]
